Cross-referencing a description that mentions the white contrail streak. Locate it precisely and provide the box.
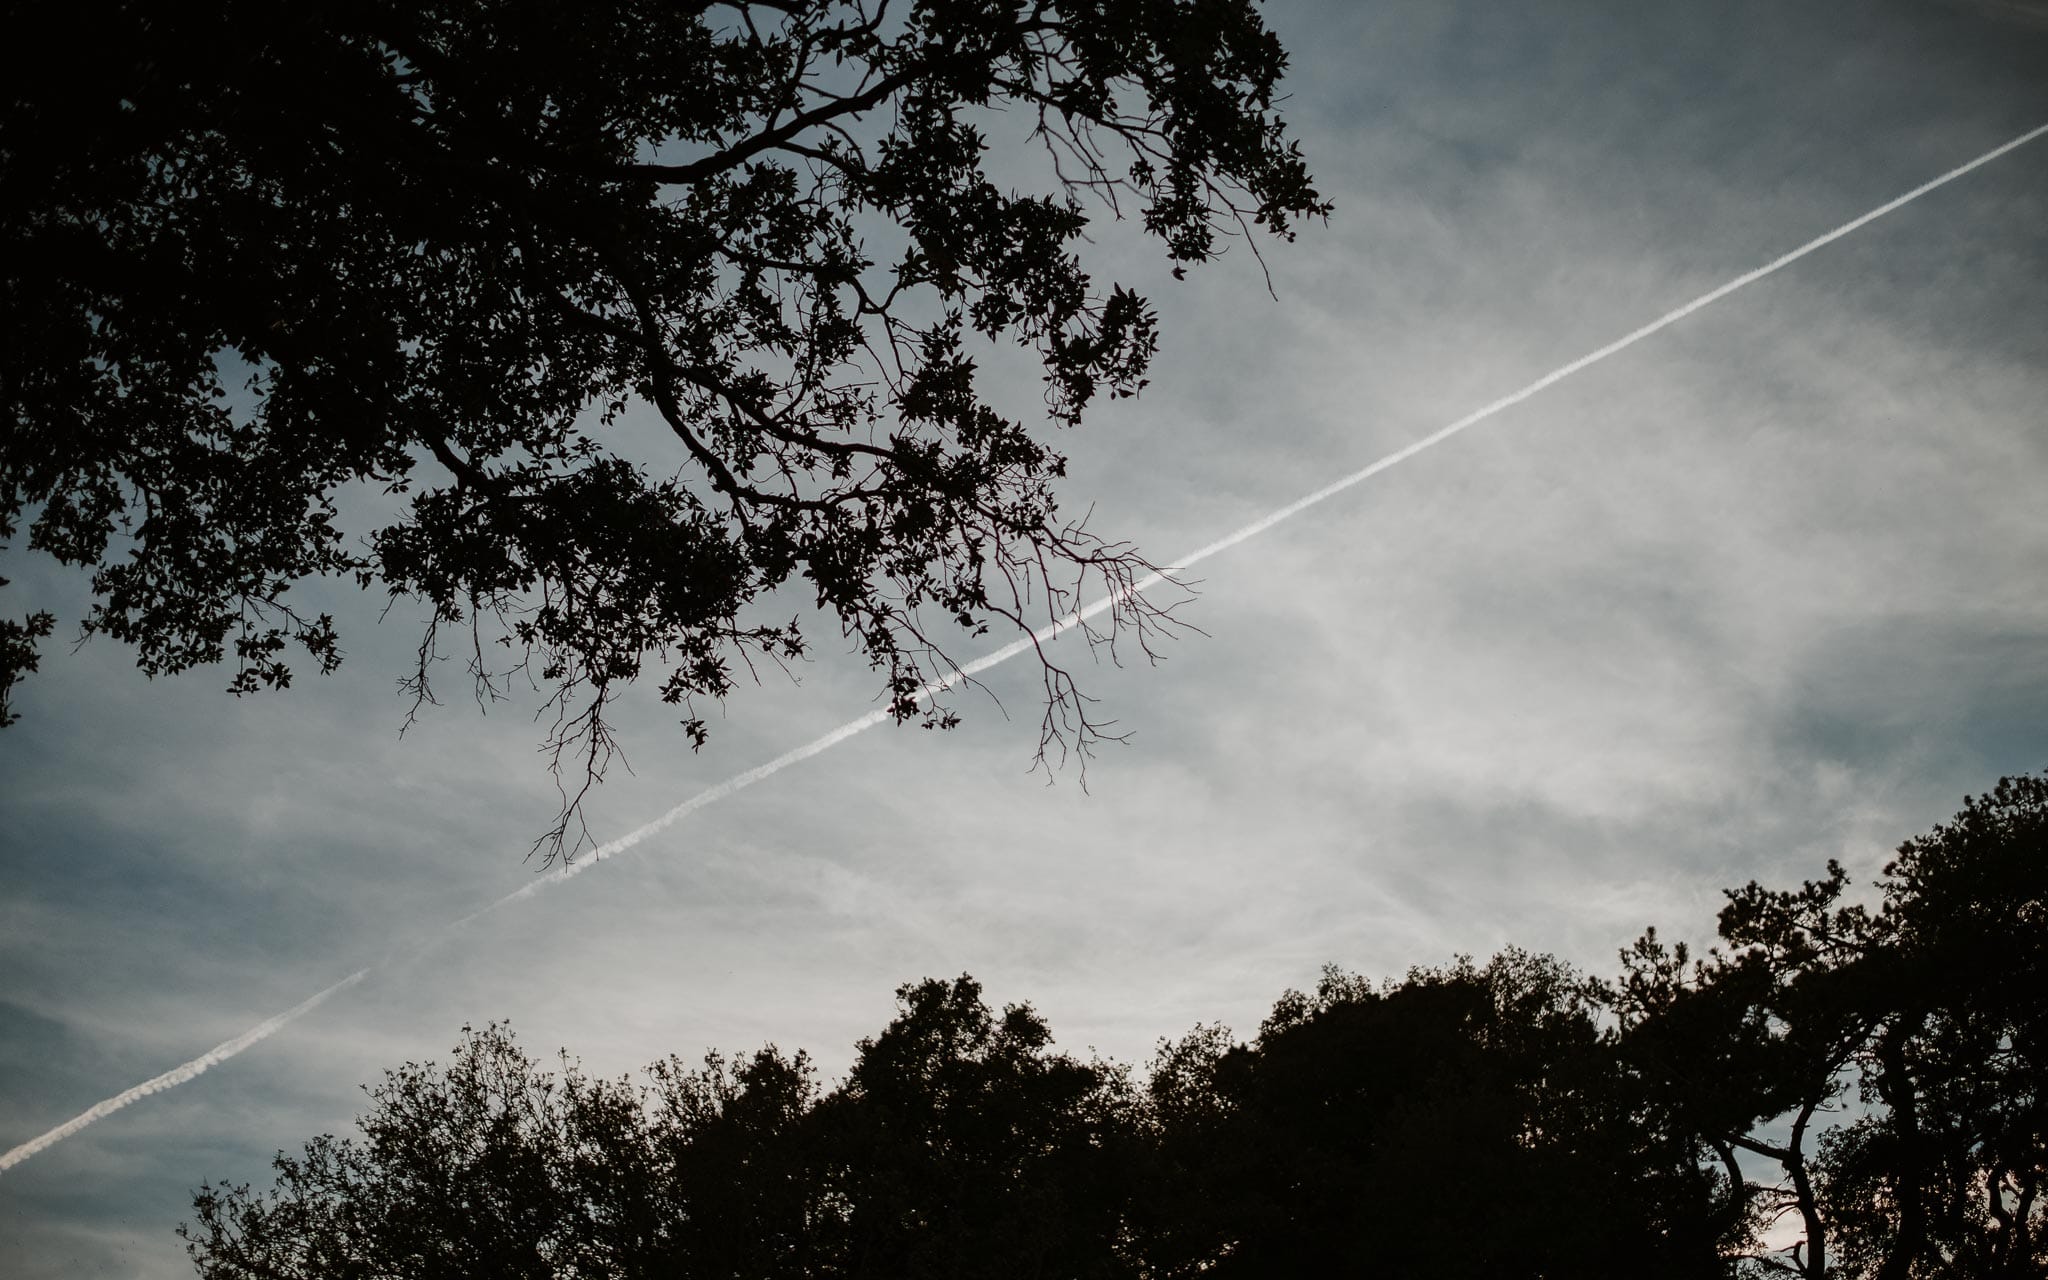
[4,120,2042,1178]
[0,969,369,1172]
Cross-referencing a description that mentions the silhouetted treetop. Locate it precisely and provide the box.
[1613,773,2048,1277]
[1,0,1329,854]
[1136,954,1733,1278]
[182,777,2048,1277]
[184,977,1141,1279]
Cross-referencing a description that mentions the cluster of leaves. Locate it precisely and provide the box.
[1612,773,2048,1277]
[184,778,2048,1278]
[1133,953,1732,1278]
[186,977,1141,1279]
[1,0,1329,857]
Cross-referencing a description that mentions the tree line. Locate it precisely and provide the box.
[185,774,2047,1278]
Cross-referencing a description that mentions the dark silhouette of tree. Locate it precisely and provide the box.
[180,1024,834,1277]
[1811,774,2048,1278]
[1,0,1328,855]
[1132,953,1735,1278]
[1614,774,2048,1277]
[182,775,2048,1278]
[807,976,1141,1278]
[182,977,1138,1279]
[1612,880,1872,1276]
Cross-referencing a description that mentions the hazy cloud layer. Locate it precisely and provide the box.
[4,1,2046,1273]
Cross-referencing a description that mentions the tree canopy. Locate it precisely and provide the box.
[183,773,2048,1278]
[1612,773,2048,1277]
[0,0,1328,852]
[185,977,1144,1280]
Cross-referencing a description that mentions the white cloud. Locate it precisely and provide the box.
[4,1,2046,1273]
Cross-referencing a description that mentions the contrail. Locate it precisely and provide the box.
[4,119,2042,1178]
[500,109,2048,890]
[0,969,369,1173]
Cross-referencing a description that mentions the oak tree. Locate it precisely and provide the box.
[182,978,1140,1279]
[1136,954,1736,1278]
[0,0,1327,854]
[1613,775,2048,1277]
[179,775,2048,1278]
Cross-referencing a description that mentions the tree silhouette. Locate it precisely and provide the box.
[806,976,1140,1278]
[1134,954,1734,1278]
[183,977,1138,1279]
[1613,774,2048,1277]
[1,0,1328,854]
[184,776,2048,1277]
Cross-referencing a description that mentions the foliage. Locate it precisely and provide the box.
[0,590,52,726]
[0,0,1329,856]
[183,977,1138,1279]
[185,774,2048,1277]
[1613,774,2048,1278]
[809,976,1142,1278]
[1135,954,1733,1278]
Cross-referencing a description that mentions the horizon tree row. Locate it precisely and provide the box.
[186,774,2048,1278]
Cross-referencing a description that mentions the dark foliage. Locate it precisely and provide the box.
[1134,954,1732,1278]
[1613,774,2048,1277]
[184,775,2048,1277]
[0,0,1328,856]
[183,977,1140,1280]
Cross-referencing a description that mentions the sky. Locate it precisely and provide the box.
[4,0,2047,1273]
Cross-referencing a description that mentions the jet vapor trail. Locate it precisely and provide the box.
[4,119,2043,1178]
[0,968,369,1173]
[516,115,2048,887]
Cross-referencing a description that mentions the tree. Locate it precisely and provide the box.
[179,779,2048,1276]
[197,965,1737,1280]
[182,1024,832,1278]
[0,0,1329,854]
[185,964,1745,1280]
[1612,876,1875,1278]
[1133,955,1737,1278]
[182,977,1141,1279]
[1813,774,2048,1278]
[1613,774,2048,1278]
[806,976,1143,1278]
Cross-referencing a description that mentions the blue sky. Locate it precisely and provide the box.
[4,1,2047,1272]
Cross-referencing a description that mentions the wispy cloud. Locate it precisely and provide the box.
[7,116,2041,1177]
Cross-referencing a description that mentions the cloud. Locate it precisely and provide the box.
[4,1,2047,1271]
